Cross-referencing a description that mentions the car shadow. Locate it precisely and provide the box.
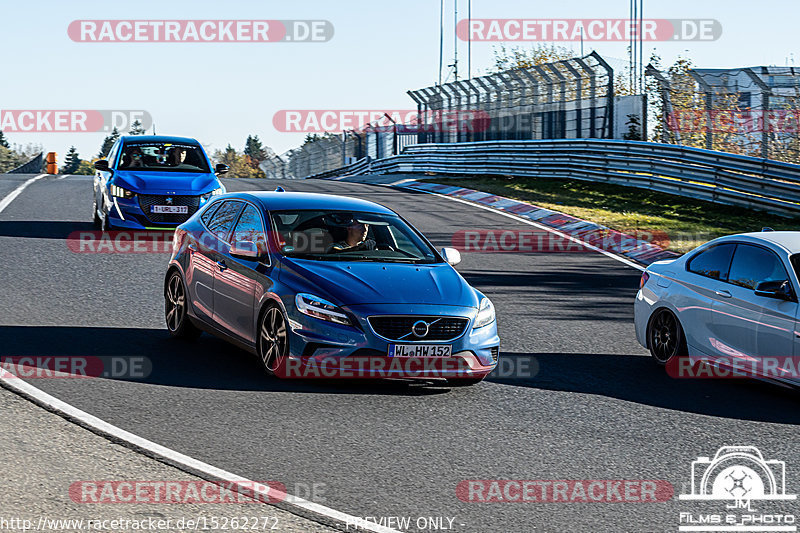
[0,325,450,396]
[487,351,800,424]
[0,220,97,239]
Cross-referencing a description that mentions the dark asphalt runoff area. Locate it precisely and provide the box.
[1,173,798,532]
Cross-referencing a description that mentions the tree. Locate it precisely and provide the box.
[98,127,120,158]
[0,130,9,149]
[61,146,82,174]
[129,120,145,135]
[244,135,267,162]
[490,44,575,73]
[212,145,265,179]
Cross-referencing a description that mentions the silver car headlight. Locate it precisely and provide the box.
[474,297,496,328]
[201,187,224,201]
[295,293,352,326]
[110,185,136,199]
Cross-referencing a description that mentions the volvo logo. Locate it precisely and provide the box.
[165,197,173,205]
[411,320,430,338]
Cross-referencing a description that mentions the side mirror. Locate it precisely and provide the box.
[230,240,260,260]
[441,247,461,266]
[754,280,793,301]
[215,163,229,175]
[94,160,110,171]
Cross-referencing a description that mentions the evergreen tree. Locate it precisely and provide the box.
[98,127,120,158]
[244,135,267,162]
[61,146,82,174]
[0,130,9,149]
[129,120,145,135]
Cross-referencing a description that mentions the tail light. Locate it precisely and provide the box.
[639,271,650,289]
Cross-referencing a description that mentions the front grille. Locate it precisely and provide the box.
[368,316,470,342]
[137,194,200,225]
[491,346,499,362]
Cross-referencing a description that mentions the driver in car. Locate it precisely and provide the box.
[170,147,188,166]
[329,219,376,252]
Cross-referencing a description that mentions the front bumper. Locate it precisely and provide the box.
[106,194,207,230]
[282,302,500,379]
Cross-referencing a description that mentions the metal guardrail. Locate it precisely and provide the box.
[309,156,372,180]
[311,140,800,217]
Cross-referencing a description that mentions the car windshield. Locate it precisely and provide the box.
[270,210,441,264]
[117,142,210,173]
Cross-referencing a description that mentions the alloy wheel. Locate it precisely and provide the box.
[259,306,288,373]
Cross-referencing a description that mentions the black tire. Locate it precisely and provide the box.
[647,309,686,365]
[92,197,102,229]
[165,271,201,340]
[446,377,485,387]
[258,304,289,376]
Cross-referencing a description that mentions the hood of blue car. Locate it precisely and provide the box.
[281,259,479,307]
[113,171,218,195]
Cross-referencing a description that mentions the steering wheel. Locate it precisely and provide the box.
[376,243,395,251]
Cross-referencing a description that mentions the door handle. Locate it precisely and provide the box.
[715,289,732,298]
[216,260,227,271]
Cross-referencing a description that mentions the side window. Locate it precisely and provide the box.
[230,204,267,254]
[107,141,120,168]
[200,201,221,226]
[687,243,736,281]
[206,201,242,241]
[728,244,789,290]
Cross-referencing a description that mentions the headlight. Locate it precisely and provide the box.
[110,185,136,199]
[295,293,352,326]
[474,297,496,328]
[201,187,224,201]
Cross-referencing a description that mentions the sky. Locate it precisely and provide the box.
[1,0,799,162]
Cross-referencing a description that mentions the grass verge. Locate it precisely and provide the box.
[421,176,800,253]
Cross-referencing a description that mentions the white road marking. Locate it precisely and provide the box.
[0,367,401,533]
[0,174,47,216]
[404,186,646,271]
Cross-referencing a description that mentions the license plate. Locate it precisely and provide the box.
[389,344,452,357]
[152,205,188,214]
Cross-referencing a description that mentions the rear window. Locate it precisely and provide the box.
[206,201,242,241]
[687,243,736,281]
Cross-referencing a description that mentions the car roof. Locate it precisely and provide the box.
[733,231,800,253]
[120,135,200,145]
[222,191,396,214]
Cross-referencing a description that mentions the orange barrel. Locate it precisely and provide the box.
[46,162,58,174]
[45,152,57,164]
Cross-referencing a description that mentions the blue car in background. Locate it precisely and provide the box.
[93,135,228,230]
[164,191,500,385]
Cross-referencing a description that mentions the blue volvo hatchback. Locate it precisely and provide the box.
[164,191,500,385]
[92,135,228,230]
